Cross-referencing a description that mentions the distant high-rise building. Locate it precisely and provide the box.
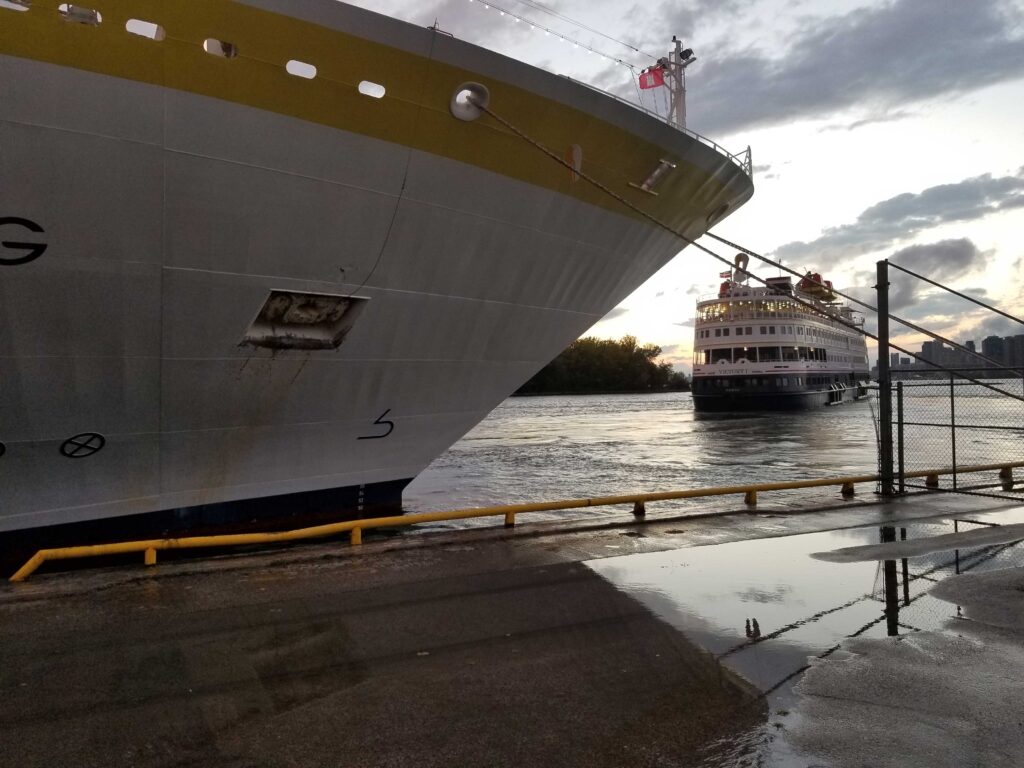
[890,352,900,367]
[899,357,911,366]
[965,340,976,353]
[981,336,1005,367]
[1006,335,1024,373]
[921,340,943,365]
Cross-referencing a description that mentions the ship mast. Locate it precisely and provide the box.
[664,37,696,130]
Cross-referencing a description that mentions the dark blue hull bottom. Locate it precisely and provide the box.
[0,477,412,576]
[693,386,868,412]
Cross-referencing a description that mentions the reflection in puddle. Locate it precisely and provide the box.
[587,508,1024,766]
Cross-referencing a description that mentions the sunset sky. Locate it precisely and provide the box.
[351,0,1024,371]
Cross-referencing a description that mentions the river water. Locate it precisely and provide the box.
[405,392,880,520]
[405,384,1023,521]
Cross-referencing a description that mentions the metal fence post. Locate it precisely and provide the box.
[876,260,895,496]
[896,381,905,494]
[880,526,899,636]
[950,373,957,490]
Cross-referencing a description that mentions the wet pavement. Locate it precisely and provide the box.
[1,491,1023,767]
[590,505,1024,766]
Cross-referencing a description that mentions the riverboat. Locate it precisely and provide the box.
[0,0,753,555]
[691,256,870,410]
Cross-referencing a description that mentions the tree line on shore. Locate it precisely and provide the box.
[515,335,690,395]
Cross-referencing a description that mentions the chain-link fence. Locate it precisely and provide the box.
[872,258,1024,501]
[873,375,1024,501]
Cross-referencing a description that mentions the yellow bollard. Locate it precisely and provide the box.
[144,548,157,566]
[841,482,855,497]
[350,527,362,546]
[925,474,939,488]
[504,511,515,528]
[744,490,757,506]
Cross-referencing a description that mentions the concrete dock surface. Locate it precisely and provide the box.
[1,491,1022,767]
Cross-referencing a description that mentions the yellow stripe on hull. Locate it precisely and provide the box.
[0,0,748,228]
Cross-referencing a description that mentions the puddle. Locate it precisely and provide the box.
[587,507,1024,767]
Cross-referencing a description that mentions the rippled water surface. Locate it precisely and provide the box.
[405,392,879,518]
[406,385,1023,519]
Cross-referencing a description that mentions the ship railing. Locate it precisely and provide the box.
[697,291,770,302]
[694,312,850,325]
[9,462,1024,581]
[563,77,753,177]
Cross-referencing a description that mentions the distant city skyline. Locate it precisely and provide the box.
[351,0,1024,372]
[880,331,1024,376]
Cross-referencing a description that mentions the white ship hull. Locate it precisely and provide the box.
[0,0,752,548]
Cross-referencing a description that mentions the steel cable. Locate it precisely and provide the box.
[470,99,1024,403]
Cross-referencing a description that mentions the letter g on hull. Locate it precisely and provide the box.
[0,217,47,265]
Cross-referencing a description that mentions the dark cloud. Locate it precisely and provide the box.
[591,58,638,95]
[407,0,542,45]
[898,289,992,323]
[653,0,760,42]
[775,172,1024,262]
[819,110,916,132]
[752,161,778,180]
[599,307,630,321]
[887,239,990,300]
[844,239,990,316]
[686,0,1024,137]
[655,290,665,297]
[963,313,1024,341]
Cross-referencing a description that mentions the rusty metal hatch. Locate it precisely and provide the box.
[240,290,369,350]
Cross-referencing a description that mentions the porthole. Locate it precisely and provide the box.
[450,82,489,121]
[286,60,317,79]
[0,0,30,13]
[203,38,238,58]
[126,18,165,40]
[358,80,386,99]
[58,3,101,24]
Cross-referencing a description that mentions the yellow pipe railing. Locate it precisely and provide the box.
[8,461,1022,582]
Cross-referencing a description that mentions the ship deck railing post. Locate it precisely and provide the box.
[876,259,895,496]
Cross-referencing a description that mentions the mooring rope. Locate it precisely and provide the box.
[470,99,1024,403]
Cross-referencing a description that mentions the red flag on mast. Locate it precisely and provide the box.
[638,67,665,89]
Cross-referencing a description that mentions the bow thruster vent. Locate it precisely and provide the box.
[241,290,369,350]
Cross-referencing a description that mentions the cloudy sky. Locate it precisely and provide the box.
[350,0,1024,371]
